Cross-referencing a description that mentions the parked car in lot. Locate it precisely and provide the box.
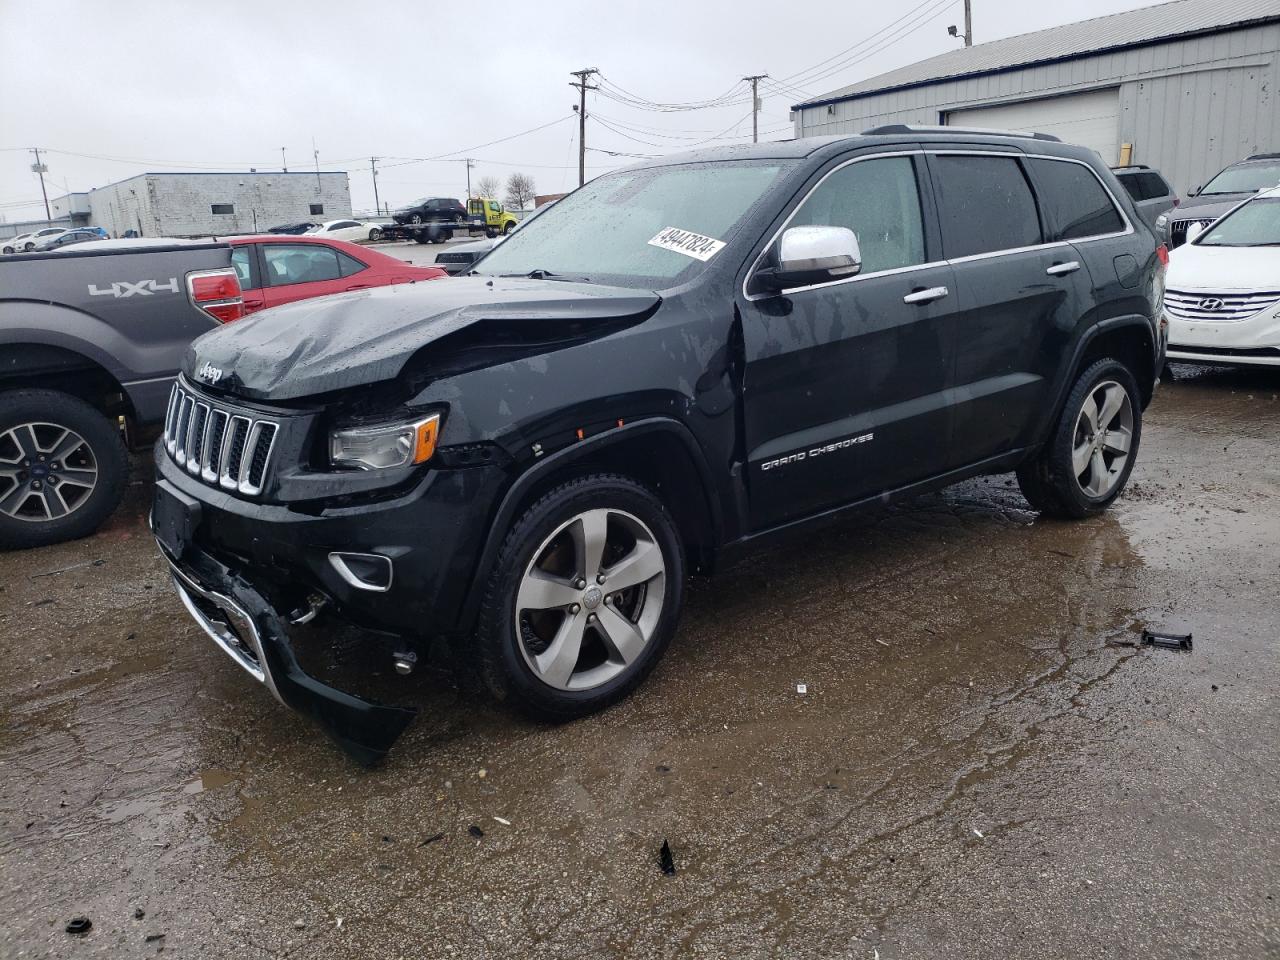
[227,234,446,314]
[267,221,319,235]
[3,227,70,253]
[1159,153,1280,248]
[33,228,105,252]
[432,203,552,274]
[1165,186,1280,368]
[391,197,466,226]
[154,127,1164,762]
[306,218,385,243]
[0,239,241,549]
[1111,165,1178,230]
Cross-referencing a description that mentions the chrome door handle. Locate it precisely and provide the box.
[903,286,949,305]
[1046,261,1081,276]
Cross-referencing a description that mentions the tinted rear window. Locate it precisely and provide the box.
[1029,159,1125,241]
[932,155,1041,258]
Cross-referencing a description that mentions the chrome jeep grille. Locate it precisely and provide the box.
[163,381,279,496]
[1164,289,1280,323]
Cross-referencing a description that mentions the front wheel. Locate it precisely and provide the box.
[368,226,383,242]
[0,389,129,550]
[477,474,685,721]
[1016,359,1142,518]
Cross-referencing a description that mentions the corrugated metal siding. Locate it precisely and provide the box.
[794,23,1279,195]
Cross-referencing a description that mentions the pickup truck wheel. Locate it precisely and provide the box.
[1016,359,1142,519]
[0,389,128,550]
[478,474,685,721]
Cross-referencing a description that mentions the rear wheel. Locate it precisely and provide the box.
[368,226,383,242]
[0,389,128,550]
[478,475,685,720]
[1016,359,1141,518]
[409,214,424,225]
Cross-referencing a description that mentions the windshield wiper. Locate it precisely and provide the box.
[497,269,590,282]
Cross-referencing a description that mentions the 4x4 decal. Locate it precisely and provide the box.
[88,277,180,298]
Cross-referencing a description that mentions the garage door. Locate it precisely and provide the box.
[945,88,1120,163]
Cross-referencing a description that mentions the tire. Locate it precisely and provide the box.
[477,474,685,721]
[503,220,516,235]
[409,214,424,225]
[1016,358,1142,519]
[414,233,431,244]
[24,242,35,251]
[0,389,129,550]
[368,226,383,242]
[485,228,497,239]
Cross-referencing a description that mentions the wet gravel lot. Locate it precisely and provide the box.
[2,365,1278,959]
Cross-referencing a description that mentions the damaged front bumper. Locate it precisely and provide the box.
[160,539,417,766]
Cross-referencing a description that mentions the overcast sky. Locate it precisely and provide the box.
[1,0,1157,221]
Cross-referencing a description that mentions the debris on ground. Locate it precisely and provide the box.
[659,839,676,876]
[144,933,165,943]
[493,816,511,826]
[420,832,445,846]
[973,828,984,839]
[133,908,145,920]
[796,683,807,695]
[294,919,305,930]
[65,917,92,935]
[1142,629,1193,651]
[468,825,485,838]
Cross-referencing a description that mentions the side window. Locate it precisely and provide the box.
[337,251,366,277]
[263,244,343,286]
[1137,172,1169,200]
[489,201,500,213]
[932,155,1042,258]
[1117,175,1144,202]
[230,245,256,290]
[309,203,324,216]
[210,203,234,215]
[1028,158,1126,241]
[788,156,927,274]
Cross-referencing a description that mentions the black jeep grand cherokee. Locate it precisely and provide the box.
[153,127,1166,762]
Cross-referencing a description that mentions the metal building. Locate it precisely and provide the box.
[791,0,1280,194]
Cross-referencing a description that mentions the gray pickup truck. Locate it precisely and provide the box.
[0,240,241,548]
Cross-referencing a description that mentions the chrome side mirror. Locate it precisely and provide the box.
[757,225,862,291]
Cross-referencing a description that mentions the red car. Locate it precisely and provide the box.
[227,234,446,314]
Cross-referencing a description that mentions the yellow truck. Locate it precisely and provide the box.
[466,197,519,238]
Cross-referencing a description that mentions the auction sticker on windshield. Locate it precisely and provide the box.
[648,227,726,262]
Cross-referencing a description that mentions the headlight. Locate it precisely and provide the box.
[1155,213,1169,229]
[330,414,440,471]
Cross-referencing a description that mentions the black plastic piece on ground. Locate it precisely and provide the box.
[468,825,485,838]
[66,917,92,935]
[659,839,676,876]
[178,549,418,765]
[1142,629,1193,650]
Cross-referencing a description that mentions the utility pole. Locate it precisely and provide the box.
[30,148,51,221]
[948,0,973,45]
[312,138,321,190]
[465,157,475,198]
[569,67,599,187]
[743,74,768,143]
[281,147,288,172]
[369,158,381,217]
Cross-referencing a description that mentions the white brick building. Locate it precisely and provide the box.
[86,171,352,237]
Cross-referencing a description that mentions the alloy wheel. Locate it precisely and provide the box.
[515,508,666,691]
[0,422,99,522]
[1071,380,1134,499]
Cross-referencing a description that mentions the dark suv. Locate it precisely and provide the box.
[391,196,466,226]
[153,127,1165,762]
[1160,153,1280,247]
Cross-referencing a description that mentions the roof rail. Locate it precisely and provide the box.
[862,123,1062,142]
[1110,164,1151,171]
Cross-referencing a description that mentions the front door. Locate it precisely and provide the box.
[260,243,369,308]
[739,153,959,530]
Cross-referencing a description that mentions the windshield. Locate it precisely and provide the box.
[1201,160,1280,196]
[474,160,792,288]
[1197,197,1280,246]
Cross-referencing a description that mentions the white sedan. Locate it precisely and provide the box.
[306,219,385,243]
[1165,186,1280,368]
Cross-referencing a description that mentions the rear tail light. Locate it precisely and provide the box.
[1156,244,1169,267]
[187,267,245,323]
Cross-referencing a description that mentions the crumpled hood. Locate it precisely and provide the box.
[185,276,660,401]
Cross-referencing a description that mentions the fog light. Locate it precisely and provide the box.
[328,552,394,592]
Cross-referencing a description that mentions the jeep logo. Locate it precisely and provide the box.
[87,277,180,298]
[196,361,224,385]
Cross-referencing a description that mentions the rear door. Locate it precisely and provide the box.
[926,150,1095,463]
[230,243,266,314]
[259,242,351,308]
[740,151,960,529]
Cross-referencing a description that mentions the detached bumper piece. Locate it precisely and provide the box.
[164,547,417,765]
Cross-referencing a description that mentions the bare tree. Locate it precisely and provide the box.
[504,173,536,211]
[474,175,501,199]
